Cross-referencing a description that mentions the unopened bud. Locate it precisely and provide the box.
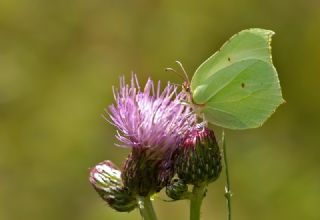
[175,125,222,186]
[166,179,189,200]
[89,160,137,212]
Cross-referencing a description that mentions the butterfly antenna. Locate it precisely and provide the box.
[165,67,185,81]
[175,60,190,83]
[168,82,182,87]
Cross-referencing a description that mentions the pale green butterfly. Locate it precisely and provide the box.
[169,28,285,130]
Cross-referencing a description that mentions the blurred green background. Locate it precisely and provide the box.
[1,0,319,219]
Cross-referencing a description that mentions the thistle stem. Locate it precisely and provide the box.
[137,196,158,220]
[190,184,207,220]
[222,131,232,220]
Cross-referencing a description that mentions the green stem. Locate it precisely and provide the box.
[190,184,207,220]
[137,196,158,220]
[222,131,232,220]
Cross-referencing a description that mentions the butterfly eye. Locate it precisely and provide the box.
[182,82,191,93]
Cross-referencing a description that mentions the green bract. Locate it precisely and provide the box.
[190,28,285,129]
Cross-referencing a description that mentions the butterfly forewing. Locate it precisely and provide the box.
[191,28,274,93]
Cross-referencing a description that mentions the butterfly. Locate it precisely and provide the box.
[168,28,285,130]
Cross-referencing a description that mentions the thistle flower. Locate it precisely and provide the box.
[175,124,222,186]
[107,75,196,196]
[89,160,137,212]
[108,75,196,157]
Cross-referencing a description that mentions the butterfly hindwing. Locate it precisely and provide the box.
[200,60,283,129]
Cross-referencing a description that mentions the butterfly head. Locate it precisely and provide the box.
[182,81,191,94]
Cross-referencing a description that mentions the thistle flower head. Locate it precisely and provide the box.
[108,75,196,157]
[107,75,196,195]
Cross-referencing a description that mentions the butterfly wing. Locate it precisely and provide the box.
[190,28,284,129]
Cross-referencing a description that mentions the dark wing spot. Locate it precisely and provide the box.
[241,83,245,88]
[227,57,231,61]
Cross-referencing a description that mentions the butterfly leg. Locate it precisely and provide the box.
[179,100,191,106]
[198,113,207,124]
[195,114,208,129]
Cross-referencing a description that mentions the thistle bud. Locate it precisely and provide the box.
[175,125,222,186]
[166,179,189,200]
[89,160,137,212]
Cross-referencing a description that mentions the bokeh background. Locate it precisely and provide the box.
[1,0,319,219]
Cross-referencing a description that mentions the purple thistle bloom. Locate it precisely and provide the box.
[108,75,196,158]
[106,75,196,196]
